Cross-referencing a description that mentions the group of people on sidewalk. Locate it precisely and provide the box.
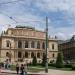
[16,63,28,75]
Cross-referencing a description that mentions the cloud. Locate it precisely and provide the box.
[35,0,75,13]
[0,0,75,40]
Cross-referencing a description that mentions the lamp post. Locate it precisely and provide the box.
[45,16,48,73]
[9,42,11,62]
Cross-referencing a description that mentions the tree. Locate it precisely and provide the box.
[32,56,37,66]
[42,53,46,66]
[56,52,64,68]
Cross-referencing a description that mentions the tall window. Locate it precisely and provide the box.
[31,41,35,48]
[37,53,40,58]
[6,41,10,47]
[18,51,22,58]
[25,52,28,58]
[18,41,22,48]
[52,53,55,58]
[37,41,40,49]
[52,44,54,49]
[31,52,34,58]
[6,52,9,57]
[25,41,28,48]
[42,42,45,49]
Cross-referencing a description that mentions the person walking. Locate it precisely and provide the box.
[20,64,24,75]
[24,63,28,75]
[16,63,19,74]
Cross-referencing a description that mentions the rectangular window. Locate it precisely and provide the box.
[7,42,10,47]
[52,44,54,49]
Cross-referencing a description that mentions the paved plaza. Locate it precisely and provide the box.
[1,73,17,75]
[1,69,75,75]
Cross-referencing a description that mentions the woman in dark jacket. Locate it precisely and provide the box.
[20,64,24,75]
[16,63,19,74]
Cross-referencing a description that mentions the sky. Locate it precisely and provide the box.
[0,0,75,40]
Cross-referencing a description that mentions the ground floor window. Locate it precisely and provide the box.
[18,51,22,58]
[25,52,28,58]
[52,53,55,58]
[37,53,40,58]
[31,52,34,58]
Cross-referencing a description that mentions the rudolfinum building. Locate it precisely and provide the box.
[0,26,58,63]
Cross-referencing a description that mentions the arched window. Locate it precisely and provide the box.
[37,41,40,49]
[25,52,28,58]
[25,41,28,48]
[18,41,22,48]
[18,51,22,58]
[31,41,35,48]
[6,40,10,47]
[37,53,40,58]
[42,42,45,49]
[6,52,10,57]
[31,52,34,58]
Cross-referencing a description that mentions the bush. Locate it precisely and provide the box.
[72,64,75,70]
[48,63,56,67]
[10,64,16,70]
[64,64,72,68]
[56,52,64,68]
[41,53,46,67]
[32,56,37,66]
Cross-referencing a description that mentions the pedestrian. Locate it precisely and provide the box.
[24,63,28,75]
[20,64,24,75]
[16,63,19,74]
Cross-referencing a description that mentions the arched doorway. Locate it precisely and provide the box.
[37,53,40,58]
[31,52,34,58]
[18,51,22,58]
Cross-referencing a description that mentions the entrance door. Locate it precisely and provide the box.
[18,51,22,58]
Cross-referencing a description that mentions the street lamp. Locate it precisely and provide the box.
[9,42,12,62]
[45,17,48,73]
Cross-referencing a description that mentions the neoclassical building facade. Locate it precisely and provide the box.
[0,26,58,63]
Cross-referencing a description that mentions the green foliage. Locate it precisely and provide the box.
[48,63,56,67]
[41,53,46,66]
[10,64,16,70]
[32,56,37,66]
[56,52,64,68]
[72,64,75,70]
[64,64,72,68]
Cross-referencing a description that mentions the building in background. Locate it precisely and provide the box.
[0,26,58,63]
[59,35,75,62]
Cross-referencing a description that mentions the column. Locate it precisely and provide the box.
[16,40,18,48]
[35,52,37,58]
[40,52,43,59]
[40,41,42,49]
[29,41,31,48]
[22,40,24,49]
[22,40,25,49]
[22,51,24,58]
[15,51,18,61]
[35,41,37,48]
[28,52,31,58]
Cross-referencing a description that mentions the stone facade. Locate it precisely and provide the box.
[59,35,75,62]
[0,26,58,63]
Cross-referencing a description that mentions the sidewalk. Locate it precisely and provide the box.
[1,69,75,75]
[1,69,47,75]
